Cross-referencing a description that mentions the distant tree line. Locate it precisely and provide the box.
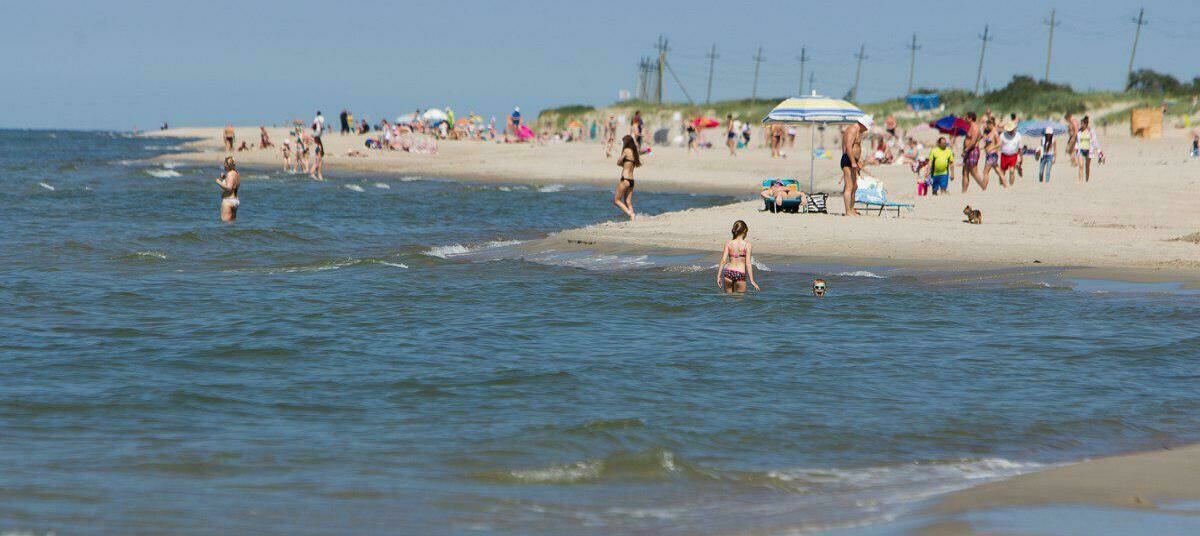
[1126,69,1200,95]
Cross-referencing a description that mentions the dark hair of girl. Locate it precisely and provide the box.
[621,135,641,167]
[731,220,748,240]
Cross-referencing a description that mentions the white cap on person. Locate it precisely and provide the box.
[857,115,874,130]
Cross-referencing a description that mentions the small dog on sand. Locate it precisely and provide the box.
[963,205,982,225]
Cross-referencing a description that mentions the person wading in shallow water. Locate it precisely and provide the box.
[613,135,640,220]
[215,156,241,222]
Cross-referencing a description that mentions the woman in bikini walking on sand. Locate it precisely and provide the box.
[215,156,241,222]
[613,135,640,220]
[716,220,759,293]
[725,114,737,156]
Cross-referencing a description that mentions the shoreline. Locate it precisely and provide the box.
[912,443,1200,535]
[145,125,1200,283]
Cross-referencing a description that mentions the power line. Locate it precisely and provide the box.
[705,44,719,105]
[1127,7,1147,88]
[751,47,766,101]
[905,34,920,95]
[663,60,694,104]
[796,47,809,96]
[1044,9,1060,81]
[974,25,993,96]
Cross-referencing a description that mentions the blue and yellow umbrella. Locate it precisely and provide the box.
[763,93,869,192]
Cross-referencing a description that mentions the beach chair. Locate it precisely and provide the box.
[761,179,826,214]
[853,177,913,217]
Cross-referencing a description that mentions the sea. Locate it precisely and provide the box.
[3,130,1200,535]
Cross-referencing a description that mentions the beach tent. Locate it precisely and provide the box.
[422,109,449,125]
[762,92,868,193]
[906,94,940,112]
[930,116,970,136]
[1018,120,1067,136]
[652,128,669,145]
[395,113,419,125]
[692,117,720,129]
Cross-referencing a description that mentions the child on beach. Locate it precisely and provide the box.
[716,220,760,293]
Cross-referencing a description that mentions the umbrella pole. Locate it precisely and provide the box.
[809,124,817,193]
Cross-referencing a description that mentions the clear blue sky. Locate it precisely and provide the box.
[4,0,1197,130]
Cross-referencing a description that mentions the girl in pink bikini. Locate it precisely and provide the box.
[716,220,760,293]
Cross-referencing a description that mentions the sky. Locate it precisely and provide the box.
[3,0,1198,130]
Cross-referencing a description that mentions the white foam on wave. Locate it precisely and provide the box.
[752,259,772,272]
[423,240,525,259]
[537,184,565,193]
[38,182,56,191]
[145,169,182,178]
[343,184,365,192]
[398,176,421,182]
[132,251,167,260]
[502,460,603,484]
[835,270,884,279]
[373,182,390,189]
[161,162,182,169]
[375,261,408,269]
[767,457,1044,501]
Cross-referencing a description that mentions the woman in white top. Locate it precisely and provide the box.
[1076,116,1100,183]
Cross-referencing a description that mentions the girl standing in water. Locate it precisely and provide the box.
[613,135,640,220]
[716,220,759,293]
[215,156,240,223]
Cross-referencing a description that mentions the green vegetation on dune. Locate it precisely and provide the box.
[538,71,1199,130]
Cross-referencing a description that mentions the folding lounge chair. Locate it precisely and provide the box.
[853,179,913,217]
[761,179,827,214]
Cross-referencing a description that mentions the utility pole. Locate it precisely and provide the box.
[1127,8,1147,87]
[1044,9,1060,81]
[974,25,992,96]
[905,34,920,95]
[751,47,766,101]
[637,57,650,101]
[851,44,867,102]
[705,44,719,104]
[796,47,809,96]
[655,35,669,104]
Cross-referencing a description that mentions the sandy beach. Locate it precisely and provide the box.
[148,124,1200,280]
[915,444,1200,534]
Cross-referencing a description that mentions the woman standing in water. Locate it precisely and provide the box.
[613,135,640,220]
[716,220,759,293]
[215,157,240,222]
[310,141,325,181]
[1076,116,1100,183]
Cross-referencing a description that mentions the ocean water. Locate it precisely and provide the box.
[3,130,1200,535]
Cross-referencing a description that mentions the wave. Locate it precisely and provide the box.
[148,227,316,245]
[38,182,55,191]
[537,184,565,193]
[145,169,182,178]
[373,182,390,189]
[226,257,407,274]
[835,270,884,279]
[424,240,524,259]
[113,251,168,262]
[474,449,1043,500]
[343,184,365,192]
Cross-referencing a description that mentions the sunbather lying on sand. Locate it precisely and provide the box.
[760,180,808,210]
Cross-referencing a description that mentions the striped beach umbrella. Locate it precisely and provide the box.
[762,93,869,192]
[762,94,868,125]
